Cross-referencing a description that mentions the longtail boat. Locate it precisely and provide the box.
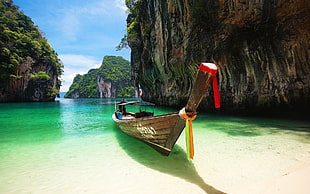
[112,63,220,158]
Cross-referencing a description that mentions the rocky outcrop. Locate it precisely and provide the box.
[97,76,113,98]
[128,0,310,116]
[1,57,60,102]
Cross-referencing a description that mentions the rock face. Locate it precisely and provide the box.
[97,76,113,98]
[128,0,310,116]
[0,57,61,102]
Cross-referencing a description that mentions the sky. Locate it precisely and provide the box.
[13,0,130,92]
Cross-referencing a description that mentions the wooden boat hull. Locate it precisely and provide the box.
[112,112,186,156]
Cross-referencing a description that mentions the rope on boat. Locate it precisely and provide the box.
[179,63,221,160]
[180,108,197,159]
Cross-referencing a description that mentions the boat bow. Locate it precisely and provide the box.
[113,63,220,158]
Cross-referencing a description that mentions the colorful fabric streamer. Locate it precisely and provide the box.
[199,63,221,108]
[182,113,196,159]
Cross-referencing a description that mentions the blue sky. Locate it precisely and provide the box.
[14,0,130,92]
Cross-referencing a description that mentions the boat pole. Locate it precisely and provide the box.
[185,63,220,113]
[182,63,220,159]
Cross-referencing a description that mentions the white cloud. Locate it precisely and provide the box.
[58,14,80,41]
[60,54,101,68]
[51,1,105,41]
[114,0,127,12]
[59,54,101,92]
[64,1,108,17]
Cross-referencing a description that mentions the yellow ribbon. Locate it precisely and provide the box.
[182,113,196,159]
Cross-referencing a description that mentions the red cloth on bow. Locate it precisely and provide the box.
[199,64,221,108]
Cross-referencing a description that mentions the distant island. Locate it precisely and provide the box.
[65,56,136,98]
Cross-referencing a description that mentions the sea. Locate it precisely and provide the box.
[0,97,310,193]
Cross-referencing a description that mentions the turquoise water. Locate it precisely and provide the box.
[0,98,310,193]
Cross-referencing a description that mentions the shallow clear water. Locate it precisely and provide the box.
[0,98,309,193]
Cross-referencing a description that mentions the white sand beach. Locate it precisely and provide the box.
[232,160,310,194]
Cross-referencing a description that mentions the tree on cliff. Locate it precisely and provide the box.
[65,56,135,98]
[0,0,63,102]
[116,0,141,51]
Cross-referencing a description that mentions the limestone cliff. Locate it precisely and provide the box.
[97,76,113,98]
[127,0,310,116]
[7,58,61,102]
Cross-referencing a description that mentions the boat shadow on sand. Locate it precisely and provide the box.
[114,126,226,194]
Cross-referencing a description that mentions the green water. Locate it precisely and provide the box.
[0,98,310,193]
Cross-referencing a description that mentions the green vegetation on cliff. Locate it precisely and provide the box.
[65,70,98,98]
[0,0,63,102]
[125,0,142,40]
[116,0,142,51]
[0,0,63,79]
[65,56,135,98]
